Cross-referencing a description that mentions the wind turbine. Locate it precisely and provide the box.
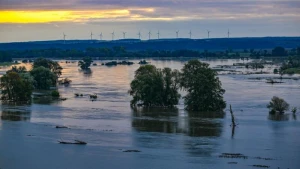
[122,32,126,39]
[99,32,103,40]
[176,31,179,38]
[189,30,192,39]
[148,31,151,40]
[111,31,115,41]
[63,33,66,44]
[157,31,160,39]
[90,31,93,40]
[207,30,211,39]
[137,31,141,40]
[227,29,230,38]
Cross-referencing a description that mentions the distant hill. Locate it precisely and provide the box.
[0,37,299,51]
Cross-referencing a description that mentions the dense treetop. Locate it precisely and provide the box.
[180,60,226,112]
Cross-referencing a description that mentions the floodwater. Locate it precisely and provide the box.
[0,59,300,169]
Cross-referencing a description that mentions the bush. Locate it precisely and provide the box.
[267,96,289,114]
[51,90,60,98]
[291,107,297,114]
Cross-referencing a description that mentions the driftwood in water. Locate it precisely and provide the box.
[266,79,284,84]
[56,125,68,129]
[58,139,87,145]
[123,150,141,152]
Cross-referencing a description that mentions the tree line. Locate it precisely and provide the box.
[0,46,299,62]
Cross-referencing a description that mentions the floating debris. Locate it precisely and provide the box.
[219,153,248,159]
[90,94,97,99]
[75,93,84,97]
[27,134,35,137]
[254,157,275,161]
[266,79,284,84]
[251,164,270,168]
[123,150,141,152]
[138,60,149,64]
[228,162,238,164]
[103,129,113,132]
[56,126,68,129]
[58,139,87,145]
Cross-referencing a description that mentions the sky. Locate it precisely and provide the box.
[0,0,299,42]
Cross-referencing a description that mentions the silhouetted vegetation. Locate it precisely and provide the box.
[0,58,63,102]
[51,90,60,98]
[267,96,289,114]
[129,65,181,107]
[129,60,226,112]
[280,57,300,74]
[0,45,299,62]
[33,58,63,78]
[0,71,33,102]
[78,57,93,69]
[30,66,57,90]
[180,60,226,112]
[291,107,297,114]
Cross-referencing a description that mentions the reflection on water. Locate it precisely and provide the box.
[132,107,224,137]
[32,96,62,105]
[292,114,297,120]
[268,114,290,121]
[1,107,31,121]
[79,69,93,78]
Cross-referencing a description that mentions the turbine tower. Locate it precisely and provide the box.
[189,30,192,39]
[148,31,151,40]
[111,31,115,41]
[99,32,103,40]
[176,31,179,38]
[207,30,210,39]
[137,31,141,40]
[227,29,230,38]
[122,32,126,39]
[90,31,93,40]
[157,31,160,39]
[63,33,66,44]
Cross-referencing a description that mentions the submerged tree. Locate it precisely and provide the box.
[78,57,93,70]
[30,66,56,90]
[0,72,33,102]
[267,96,289,114]
[180,60,226,112]
[33,58,63,78]
[129,65,181,107]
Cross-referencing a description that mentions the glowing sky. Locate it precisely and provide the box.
[0,0,299,42]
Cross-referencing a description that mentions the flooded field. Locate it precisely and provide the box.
[0,59,300,169]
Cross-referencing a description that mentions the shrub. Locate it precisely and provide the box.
[51,90,60,98]
[267,96,289,114]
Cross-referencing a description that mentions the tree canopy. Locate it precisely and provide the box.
[129,65,181,107]
[267,96,289,114]
[33,58,63,78]
[180,60,226,112]
[78,57,93,70]
[30,66,56,90]
[0,71,33,102]
[272,46,287,56]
